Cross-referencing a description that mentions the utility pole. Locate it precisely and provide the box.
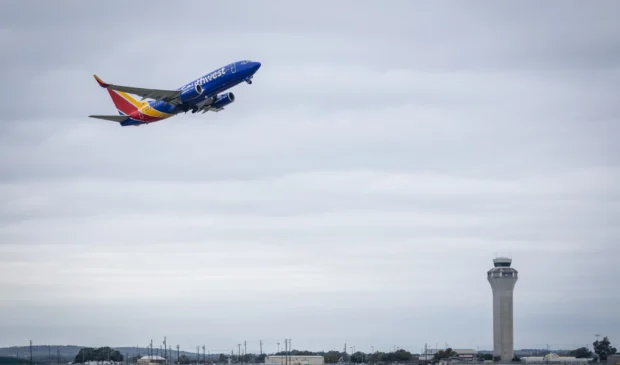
[197,347,200,364]
[164,338,167,363]
[203,346,206,365]
[244,342,246,363]
[176,345,180,364]
[150,340,153,359]
[237,345,241,363]
[277,344,280,354]
[284,339,291,365]
[30,340,33,365]
[260,341,263,355]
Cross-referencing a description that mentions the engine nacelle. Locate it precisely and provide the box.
[211,92,235,109]
[180,84,204,102]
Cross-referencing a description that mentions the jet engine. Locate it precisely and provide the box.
[180,84,204,102]
[211,92,235,109]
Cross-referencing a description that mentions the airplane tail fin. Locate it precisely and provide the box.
[93,74,143,115]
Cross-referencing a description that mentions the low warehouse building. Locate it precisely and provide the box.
[608,355,620,365]
[137,356,166,365]
[522,353,590,364]
[265,356,324,365]
[453,349,477,360]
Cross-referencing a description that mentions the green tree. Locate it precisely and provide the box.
[323,351,343,364]
[569,347,593,359]
[350,352,365,363]
[593,337,617,362]
[0,357,30,365]
[178,355,192,364]
[74,347,123,363]
[432,349,458,363]
[367,352,382,363]
[394,350,413,362]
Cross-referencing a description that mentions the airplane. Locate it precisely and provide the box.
[89,60,261,127]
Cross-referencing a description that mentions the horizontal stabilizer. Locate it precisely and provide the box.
[88,115,130,122]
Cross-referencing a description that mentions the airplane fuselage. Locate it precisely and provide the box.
[113,60,261,126]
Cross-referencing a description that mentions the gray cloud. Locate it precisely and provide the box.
[0,0,619,354]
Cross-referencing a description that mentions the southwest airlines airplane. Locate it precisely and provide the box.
[89,60,261,127]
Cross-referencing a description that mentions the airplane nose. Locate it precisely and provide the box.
[253,61,261,70]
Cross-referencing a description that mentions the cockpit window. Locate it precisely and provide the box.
[240,60,249,65]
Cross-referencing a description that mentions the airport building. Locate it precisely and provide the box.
[264,356,324,365]
[608,355,620,365]
[521,353,590,364]
[137,356,166,365]
[487,257,518,361]
[452,349,477,360]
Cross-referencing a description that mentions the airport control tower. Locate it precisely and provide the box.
[487,257,518,362]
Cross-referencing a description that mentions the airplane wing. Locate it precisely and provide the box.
[88,115,130,122]
[93,75,183,105]
[201,106,225,113]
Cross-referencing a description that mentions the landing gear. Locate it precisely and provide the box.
[245,76,253,84]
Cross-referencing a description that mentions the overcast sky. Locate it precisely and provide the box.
[1,0,619,354]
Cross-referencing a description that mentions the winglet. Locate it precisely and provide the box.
[93,74,109,88]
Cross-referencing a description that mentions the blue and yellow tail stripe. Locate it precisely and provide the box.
[94,74,175,121]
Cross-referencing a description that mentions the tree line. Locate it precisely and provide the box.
[21,336,617,365]
[569,337,617,361]
[74,347,123,363]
